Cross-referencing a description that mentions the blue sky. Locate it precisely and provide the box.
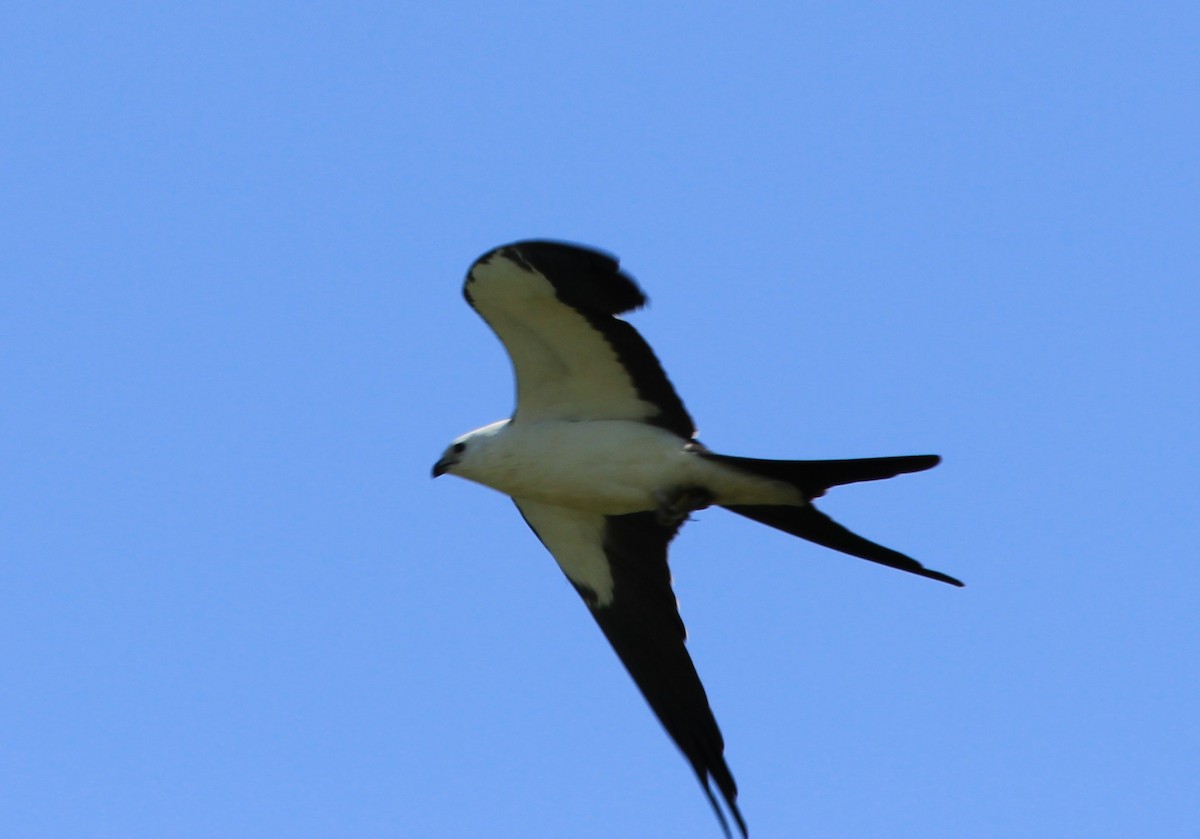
[4,3,1198,837]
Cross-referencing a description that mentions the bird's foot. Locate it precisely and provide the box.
[653,486,714,527]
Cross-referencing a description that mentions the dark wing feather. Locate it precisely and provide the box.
[515,501,747,837]
[598,512,748,839]
[464,241,694,438]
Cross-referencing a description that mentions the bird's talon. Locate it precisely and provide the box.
[654,487,714,526]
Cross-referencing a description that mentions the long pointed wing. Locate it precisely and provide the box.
[463,241,694,438]
[515,499,747,838]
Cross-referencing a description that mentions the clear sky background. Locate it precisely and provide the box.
[4,3,1198,838]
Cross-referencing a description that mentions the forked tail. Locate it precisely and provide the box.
[701,452,962,586]
[702,452,940,500]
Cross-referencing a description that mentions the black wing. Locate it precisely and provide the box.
[463,241,694,438]
[515,500,747,837]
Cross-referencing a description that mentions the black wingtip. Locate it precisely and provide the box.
[689,744,747,838]
[700,783,733,839]
[697,775,748,839]
[475,239,648,315]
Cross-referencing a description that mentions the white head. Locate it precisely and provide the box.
[431,419,511,480]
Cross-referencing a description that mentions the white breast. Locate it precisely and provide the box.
[456,418,799,514]
[459,420,692,513]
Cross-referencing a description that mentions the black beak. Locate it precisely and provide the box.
[432,458,451,478]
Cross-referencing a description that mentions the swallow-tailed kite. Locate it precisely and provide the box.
[433,241,962,837]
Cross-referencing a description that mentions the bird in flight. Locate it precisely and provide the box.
[432,241,962,836]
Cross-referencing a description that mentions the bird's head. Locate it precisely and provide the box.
[431,419,510,479]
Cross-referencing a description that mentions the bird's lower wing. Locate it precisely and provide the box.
[515,500,747,838]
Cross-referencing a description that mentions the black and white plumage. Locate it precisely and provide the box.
[432,241,962,837]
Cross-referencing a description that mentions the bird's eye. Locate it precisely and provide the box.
[451,442,466,454]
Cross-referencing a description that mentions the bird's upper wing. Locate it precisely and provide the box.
[463,241,694,438]
[514,499,747,839]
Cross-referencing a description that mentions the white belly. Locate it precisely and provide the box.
[458,419,795,514]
